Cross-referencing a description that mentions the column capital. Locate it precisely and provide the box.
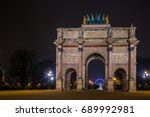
[106,38,114,45]
[54,39,65,46]
[55,40,64,52]
[76,38,85,45]
[128,38,139,45]
[77,39,85,52]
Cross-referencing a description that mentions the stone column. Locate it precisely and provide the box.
[128,27,139,91]
[76,38,85,90]
[129,44,136,91]
[106,30,114,91]
[56,46,63,90]
[105,62,107,90]
[82,63,86,89]
[54,38,64,91]
[134,46,137,80]
[107,45,114,91]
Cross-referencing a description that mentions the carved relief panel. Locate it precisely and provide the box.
[112,47,129,64]
[112,53,128,64]
[112,28,129,38]
[63,30,79,39]
[63,48,79,64]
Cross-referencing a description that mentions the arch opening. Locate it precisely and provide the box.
[114,68,127,91]
[65,69,77,90]
[86,54,105,90]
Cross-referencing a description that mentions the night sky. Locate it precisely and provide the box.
[0,0,150,66]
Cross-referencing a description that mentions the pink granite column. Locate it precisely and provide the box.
[107,45,114,91]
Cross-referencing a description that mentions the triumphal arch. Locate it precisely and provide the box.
[54,23,139,92]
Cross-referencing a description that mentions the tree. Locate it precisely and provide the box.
[9,49,38,88]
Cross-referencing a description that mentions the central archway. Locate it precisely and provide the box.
[85,54,106,90]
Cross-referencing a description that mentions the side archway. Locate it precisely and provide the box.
[65,68,77,90]
[114,68,127,91]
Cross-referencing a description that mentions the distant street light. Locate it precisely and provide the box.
[47,71,52,77]
[47,70,54,89]
[89,80,93,85]
[51,76,54,81]
[142,70,150,79]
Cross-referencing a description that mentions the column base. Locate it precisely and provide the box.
[107,78,114,92]
[77,78,83,90]
[56,78,63,91]
[129,79,136,92]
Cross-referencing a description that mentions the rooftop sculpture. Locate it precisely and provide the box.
[82,13,110,25]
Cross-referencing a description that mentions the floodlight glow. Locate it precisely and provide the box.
[51,77,54,81]
[47,73,50,76]
[144,71,147,74]
[47,70,53,77]
[113,78,116,81]
[88,80,94,85]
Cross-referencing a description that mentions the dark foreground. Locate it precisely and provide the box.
[0,90,150,100]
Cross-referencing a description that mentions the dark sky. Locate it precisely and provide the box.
[0,0,150,65]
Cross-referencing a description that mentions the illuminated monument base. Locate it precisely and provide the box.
[54,24,139,92]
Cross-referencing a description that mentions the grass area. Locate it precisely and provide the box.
[0,90,150,100]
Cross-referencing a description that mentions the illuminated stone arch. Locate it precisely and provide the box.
[54,24,139,92]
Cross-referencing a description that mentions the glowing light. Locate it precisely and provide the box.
[51,77,54,81]
[89,80,93,85]
[113,77,116,81]
[142,70,150,79]
[48,73,51,76]
[46,70,55,89]
[47,70,53,77]
[94,78,105,88]
[146,83,148,86]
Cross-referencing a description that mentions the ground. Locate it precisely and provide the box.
[0,90,150,100]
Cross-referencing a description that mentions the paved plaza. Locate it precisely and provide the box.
[0,90,150,100]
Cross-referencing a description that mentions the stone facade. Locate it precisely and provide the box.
[54,24,139,92]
